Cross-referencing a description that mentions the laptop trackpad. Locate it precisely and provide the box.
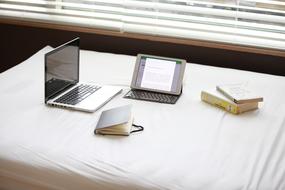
[77,86,122,111]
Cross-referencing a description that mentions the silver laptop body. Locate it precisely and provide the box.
[45,38,122,112]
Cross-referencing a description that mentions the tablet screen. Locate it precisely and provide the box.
[132,55,186,94]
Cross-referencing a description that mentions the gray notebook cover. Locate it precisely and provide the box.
[96,105,132,129]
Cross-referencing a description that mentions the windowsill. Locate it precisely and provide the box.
[1,17,284,58]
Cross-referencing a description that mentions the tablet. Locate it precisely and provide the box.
[130,54,186,95]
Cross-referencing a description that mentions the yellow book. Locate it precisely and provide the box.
[201,89,258,114]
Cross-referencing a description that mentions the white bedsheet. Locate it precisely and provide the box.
[0,47,285,190]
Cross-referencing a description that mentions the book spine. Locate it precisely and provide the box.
[201,91,239,114]
[216,86,237,103]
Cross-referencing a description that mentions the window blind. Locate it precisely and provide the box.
[1,0,285,50]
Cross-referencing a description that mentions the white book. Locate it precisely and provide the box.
[216,83,263,104]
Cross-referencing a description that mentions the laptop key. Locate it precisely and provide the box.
[54,84,100,105]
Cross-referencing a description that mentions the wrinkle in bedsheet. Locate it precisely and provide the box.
[243,110,285,190]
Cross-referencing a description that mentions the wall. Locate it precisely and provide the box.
[1,23,285,76]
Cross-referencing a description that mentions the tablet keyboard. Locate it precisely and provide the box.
[124,90,179,104]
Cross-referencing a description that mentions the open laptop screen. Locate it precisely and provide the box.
[131,54,186,95]
[45,38,79,102]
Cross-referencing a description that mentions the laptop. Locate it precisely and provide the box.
[45,37,122,112]
[124,54,186,104]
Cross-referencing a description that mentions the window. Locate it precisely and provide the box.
[1,0,285,50]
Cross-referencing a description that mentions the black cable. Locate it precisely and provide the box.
[131,124,144,133]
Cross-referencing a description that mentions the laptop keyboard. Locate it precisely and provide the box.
[54,84,100,105]
[124,90,179,104]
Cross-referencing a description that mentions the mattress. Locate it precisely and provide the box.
[0,47,285,190]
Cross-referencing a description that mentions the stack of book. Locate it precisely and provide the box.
[201,83,263,114]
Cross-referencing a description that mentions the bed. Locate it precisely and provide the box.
[0,46,285,190]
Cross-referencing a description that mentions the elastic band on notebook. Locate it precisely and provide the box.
[131,124,144,133]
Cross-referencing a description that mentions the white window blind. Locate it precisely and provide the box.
[1,0,285,50]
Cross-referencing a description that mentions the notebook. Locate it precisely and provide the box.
[94,105,143,136]
[124,54,186,104]
[45,38,122,112]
